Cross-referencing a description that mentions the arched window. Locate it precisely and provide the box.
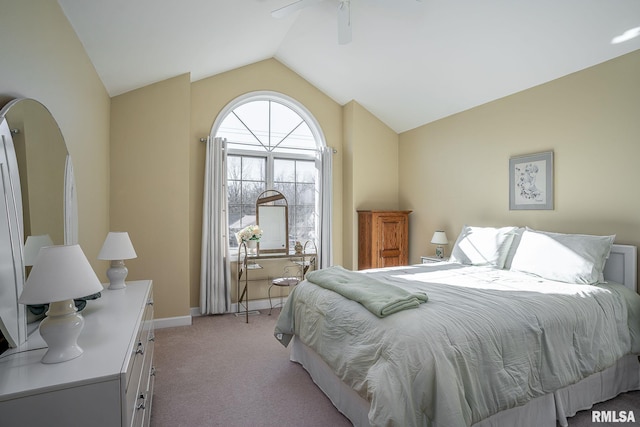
[213,92,327,252]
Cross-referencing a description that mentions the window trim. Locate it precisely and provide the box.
[214,91,327,255]
[211,91,327,152]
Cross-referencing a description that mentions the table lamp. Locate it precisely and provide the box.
[431,230,449,258]
[18,245,104,364]
[98,232,137,290]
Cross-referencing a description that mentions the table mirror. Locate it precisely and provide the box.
[256,190,288,254]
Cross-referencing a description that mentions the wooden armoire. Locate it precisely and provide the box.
[357,210,411,270]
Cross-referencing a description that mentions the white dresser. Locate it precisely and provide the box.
[0,280,154,427]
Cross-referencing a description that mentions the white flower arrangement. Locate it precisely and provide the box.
[235,224,263,244]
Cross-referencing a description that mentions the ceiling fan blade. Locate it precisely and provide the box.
[337,0,352,44]
[271,0,324,19]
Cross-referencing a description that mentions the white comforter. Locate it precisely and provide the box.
[275,263,640,427]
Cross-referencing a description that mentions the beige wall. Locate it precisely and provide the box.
[343,101,400,268]
[7,1,636,320]
[110,74,191,319]
[0,1,110,272]
[110,59,392,317]
[399,50,640,268]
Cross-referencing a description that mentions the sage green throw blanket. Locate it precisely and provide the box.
[305,266,428,317]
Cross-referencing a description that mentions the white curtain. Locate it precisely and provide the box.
[200,137,231,314]
[319,146,333,268]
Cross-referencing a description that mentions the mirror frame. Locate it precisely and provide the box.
[0,116,26,347]
[0,98,78,348]
[256,190,288,254]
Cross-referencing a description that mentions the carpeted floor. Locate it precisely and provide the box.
[150,311,640,427]
[150,310,351,427]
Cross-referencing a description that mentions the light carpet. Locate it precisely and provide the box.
[150,311,640,427]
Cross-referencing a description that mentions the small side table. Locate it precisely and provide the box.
[421,256,450,264]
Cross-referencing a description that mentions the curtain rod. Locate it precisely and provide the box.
[200,136,337,153]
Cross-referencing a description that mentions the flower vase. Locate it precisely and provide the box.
[247,239,258,255]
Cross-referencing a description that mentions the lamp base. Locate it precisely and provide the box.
[39,299,85,364]
[107,260,128,290]
[435,246,444,258]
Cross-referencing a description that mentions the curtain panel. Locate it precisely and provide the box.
[319,146,333,269]
[200,137,231,314]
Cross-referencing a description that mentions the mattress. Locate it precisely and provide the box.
[275,263,640,427]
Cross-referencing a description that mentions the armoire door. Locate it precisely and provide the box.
[376,214,407,267]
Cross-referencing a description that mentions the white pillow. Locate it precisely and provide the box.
[510,228,615,285]
[502,227,525,270]
[449,225,518,269]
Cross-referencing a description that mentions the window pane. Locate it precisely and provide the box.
[274,183,295,206]
[227,180,241,204]
[218,114,261,147]
[270,102,303,147]
[296,161,315,183]
[295,206,315,226]
[274,158,295,183]
[227,156,241,181]
[242,182,264,205]
[292,206,315,243]
[297,183,315,205]
[242,156,265,182]
[278,121,315,152]
[233,101,269,147]
[228,205,242,230]
[227,154,266,248]
[270,102,315,151]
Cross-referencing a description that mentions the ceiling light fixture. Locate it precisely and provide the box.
[272,0,420,45]
[611,26,640,44]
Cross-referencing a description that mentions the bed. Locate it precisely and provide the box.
[274,226,640,427]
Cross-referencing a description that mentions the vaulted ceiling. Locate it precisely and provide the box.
[58,0,640,133]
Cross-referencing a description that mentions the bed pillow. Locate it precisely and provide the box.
[449,225,518,269]
[510,228,615,285]
[502,227,525,270]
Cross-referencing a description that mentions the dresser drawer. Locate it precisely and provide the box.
[125,343,146,426]
[132,337,155,426]
[0,280,153,427]
[125,285,155,427]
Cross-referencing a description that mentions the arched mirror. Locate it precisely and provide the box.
[256,190,288,254]
[0,98,78,350]
[4,98,71,245]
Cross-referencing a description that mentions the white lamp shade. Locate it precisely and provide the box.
[98,232,137,260]
[19,245,104,305]
[431,231,449,245]
[23,234,54,266]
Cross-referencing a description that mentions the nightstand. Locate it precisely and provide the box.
[421,256,449,264]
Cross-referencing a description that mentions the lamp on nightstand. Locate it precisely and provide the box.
[431,230,449,258]
[98,232,137,290]
[18,245,103,364]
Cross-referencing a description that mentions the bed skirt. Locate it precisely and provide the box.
[290,337,640,427]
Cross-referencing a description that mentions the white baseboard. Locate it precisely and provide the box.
[157,297,289,328]
[190,297,289,318]
[154,315,192,329]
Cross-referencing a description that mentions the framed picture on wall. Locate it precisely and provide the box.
[509,151,554,210]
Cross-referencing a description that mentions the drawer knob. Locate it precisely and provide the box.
[149,333,155,342]
[150,366,157,377]
[135,342,145,355]
[136,393,147,410]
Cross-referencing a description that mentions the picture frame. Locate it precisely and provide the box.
[509,151,554,210]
